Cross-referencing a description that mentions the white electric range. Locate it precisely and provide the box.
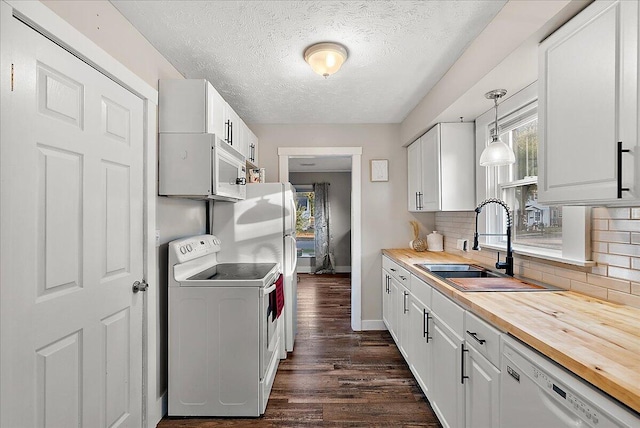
[167,235,282,417]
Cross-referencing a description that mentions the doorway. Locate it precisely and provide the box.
[277,147,362,331]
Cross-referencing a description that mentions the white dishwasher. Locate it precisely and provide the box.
[501,335,639,427]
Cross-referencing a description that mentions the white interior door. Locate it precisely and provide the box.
[1,11,144,428]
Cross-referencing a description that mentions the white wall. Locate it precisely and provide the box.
[290,172,352,272]
[251,124,435,321]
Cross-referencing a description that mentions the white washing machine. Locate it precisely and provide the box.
[168,235,282,417]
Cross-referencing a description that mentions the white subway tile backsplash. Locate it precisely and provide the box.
[592,242,608,253]
[586,274,631,293]
[593,252,630,268]
[607,290,640,309]
[592,230,631,243]
[541,272,571,289]
[592,219,609,230]
[435,206,640,308]
[608,243,640,257]
[609,220,640,232]
[608,266,640,283]
[592,207,630,219]
[570,280,608,300]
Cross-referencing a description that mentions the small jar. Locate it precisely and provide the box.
[427,231,444,252]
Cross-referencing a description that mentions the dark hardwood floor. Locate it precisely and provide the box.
[159,273,442,427]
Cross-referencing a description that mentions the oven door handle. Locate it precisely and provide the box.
[262,283,277,296]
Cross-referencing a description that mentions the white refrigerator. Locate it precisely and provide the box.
[212,182,298,353]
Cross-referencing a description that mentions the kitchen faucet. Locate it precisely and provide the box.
[472,198,514,276]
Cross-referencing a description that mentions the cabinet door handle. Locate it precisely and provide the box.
[466,330,486,345]
[403,291,409,313]
[418,192,424,210]
[415,192,419,210]
[230,121,233,145]
[618,141,630,198]
[461,345,469,384]
[423,309,432,342]
[385,274,390,294]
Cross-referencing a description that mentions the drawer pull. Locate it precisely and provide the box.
[461,345,469,384]
[466,330,486,345]
[618,141,630,198]
[423,309,432,342]
[399,275,407,281]
[390,268,397,272]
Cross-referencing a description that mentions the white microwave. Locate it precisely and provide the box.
[159,133,246,201]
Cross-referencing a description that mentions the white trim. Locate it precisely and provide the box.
[296,265,351,274]
[6,0,157,104]
[481,243,595,267]
[3,2,161,426]
[278,147,363,331]
[361,320,387,331]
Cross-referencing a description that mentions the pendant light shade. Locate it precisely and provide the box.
[304,42,348,78]
[479,89,515,167]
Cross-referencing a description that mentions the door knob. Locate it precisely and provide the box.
[132,280,148,293]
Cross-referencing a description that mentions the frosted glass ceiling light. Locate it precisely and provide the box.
[479,89,515,167]
[304,42,348,78]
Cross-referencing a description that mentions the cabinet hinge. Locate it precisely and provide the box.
[11,64,14,91]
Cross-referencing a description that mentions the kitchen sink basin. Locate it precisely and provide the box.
[414,263,560,292]
[416,263,502,279]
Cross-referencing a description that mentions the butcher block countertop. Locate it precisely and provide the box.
[383,248,640,414]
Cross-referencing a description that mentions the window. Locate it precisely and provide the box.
[295,190,315,258]
[476,83,591,264]
[496,111,563,251]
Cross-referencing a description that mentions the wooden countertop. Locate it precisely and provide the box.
[383,248,640,414]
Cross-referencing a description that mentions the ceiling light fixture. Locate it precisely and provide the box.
[479,89,515,167]
[304,42,348,78]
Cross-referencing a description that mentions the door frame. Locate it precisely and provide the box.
[278,147,363,331]
[1,1,160,426]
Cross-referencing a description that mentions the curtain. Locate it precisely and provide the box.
[313,183,335,274]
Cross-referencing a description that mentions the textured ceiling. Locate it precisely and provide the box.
[111,0,506,124]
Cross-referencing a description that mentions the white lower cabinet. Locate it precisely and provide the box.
[465,345,500,428]
[381,258,503,428]
[382,270,393,333]
[398,284,411,359]
[408,275,433,397]
[430,290,466,428]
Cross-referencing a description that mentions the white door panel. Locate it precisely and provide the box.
[1,12,144,428]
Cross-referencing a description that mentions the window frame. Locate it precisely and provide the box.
[474,82,593,266]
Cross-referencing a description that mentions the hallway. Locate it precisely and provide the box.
[159,273,441,427]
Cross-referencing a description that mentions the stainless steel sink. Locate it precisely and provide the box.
[415,263,502,279]
[414,263,560,292]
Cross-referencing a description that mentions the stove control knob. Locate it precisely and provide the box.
[180,246,186,254]
[187,244,192,252]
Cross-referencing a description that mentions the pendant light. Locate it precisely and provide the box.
[304,42,348,78]
[479,89,515,167]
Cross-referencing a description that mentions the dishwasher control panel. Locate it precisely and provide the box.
[531,366,601,425]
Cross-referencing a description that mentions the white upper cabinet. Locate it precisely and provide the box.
[407,123,475,212]
[247,129,259,166]
[159,79,259,165]
[538,0,639,204]
[159,79,226,138]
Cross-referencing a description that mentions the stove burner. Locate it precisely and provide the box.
[188,263,278,281]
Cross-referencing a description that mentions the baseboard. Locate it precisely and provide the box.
[360,319,387,330]
[297,265,352,274]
